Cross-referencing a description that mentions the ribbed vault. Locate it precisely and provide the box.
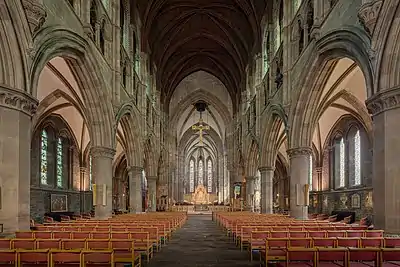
[137,0,267,108]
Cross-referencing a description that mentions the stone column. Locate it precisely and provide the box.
[0,86,37,233]
[246,176,256,211]
[147,176,157,212]
[366,89,400,234]
[79,167,87,213]
[259,167,274,214]
[91,146,115,219]
[128,166,143,213]
[287,147,311,220]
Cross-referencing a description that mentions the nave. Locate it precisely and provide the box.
[147,215,257,267]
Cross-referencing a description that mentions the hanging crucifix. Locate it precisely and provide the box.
[192,101,209,146]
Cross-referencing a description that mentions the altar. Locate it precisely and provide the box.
[184,185,217,205]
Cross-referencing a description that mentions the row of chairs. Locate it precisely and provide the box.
[239,229,383,249]
[249,237,392,261]
[16,230,161,244]
[0,249,140,267]
[0,238,153,262]
[261,246,400,266]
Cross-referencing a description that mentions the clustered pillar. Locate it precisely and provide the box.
[367,89,400,234]
[287,147,311,220]
[259,167,274,214]
[246,176,256,211]
[91,146,115,219]
[147,176,157,212]
[128,166,143,213]
[0,86,37,233]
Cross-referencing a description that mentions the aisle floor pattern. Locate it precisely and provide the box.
[146,215,260,267]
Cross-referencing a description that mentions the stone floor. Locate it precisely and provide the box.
[146,215,260,267]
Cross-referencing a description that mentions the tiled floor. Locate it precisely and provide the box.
[146,215,260,267]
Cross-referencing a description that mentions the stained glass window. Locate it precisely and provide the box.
[189,160,194,192]
[309,154,313,190]
[198,160,203,185]
[56,138,63,188]
[339,138,345,187]
[89,156,93,190]
[354,130,361,185]
[40,130,48,185]
[207,160,212,193]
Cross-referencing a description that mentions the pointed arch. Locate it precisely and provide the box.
[115,102,143,168]
[30,27,115,148]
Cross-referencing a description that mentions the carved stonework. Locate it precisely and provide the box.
[358,0,383,36]
[366,88,400,116]
[21,0,47,35]
[287,147,312,159]
[0,86,38,116]
[90,146,116,159]
[127,166,143,174]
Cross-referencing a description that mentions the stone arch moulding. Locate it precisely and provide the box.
[288,27,374,149]
[29,26,115,148]
[144,138,157,177]
[372,0,400,92]
[245,140,260,178]
[115,102,143,168]
[259,104,288,168]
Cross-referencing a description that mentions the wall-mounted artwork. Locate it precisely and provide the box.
[365,191,373,208]
[51,194,68,212]
[351,193,361,209]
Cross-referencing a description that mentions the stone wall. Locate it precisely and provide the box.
[309,188,373,220]
[30,116,92,221]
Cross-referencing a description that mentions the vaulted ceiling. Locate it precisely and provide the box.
[136,0,268,108]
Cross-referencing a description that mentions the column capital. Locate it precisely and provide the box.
[90,146,116,159]
[147,176,157,182]
[127,166,143,173]
[246,176,256,181]
[287,147,312,159]
[259,166,275,172]
[366,86,400,116]
[0,85,38,116]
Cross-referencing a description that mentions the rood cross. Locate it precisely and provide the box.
[192,118,209,145]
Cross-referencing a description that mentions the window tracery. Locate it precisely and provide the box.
[207,159,212,193]
[56,138,63,188]
[354,130,361,186]
[198,160,204,185]
[40,130,48,185]
[189,160,194,192]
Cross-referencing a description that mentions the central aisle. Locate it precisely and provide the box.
[147,214,259,267]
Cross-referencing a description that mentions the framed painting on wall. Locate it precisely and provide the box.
[51,194,68,212]
[351,194,361,209]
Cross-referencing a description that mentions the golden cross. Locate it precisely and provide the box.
[192,118,209,145]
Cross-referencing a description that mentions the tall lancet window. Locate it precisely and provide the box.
[207,159,212,193]
[198,160,204,185]
[334,137,345,188]
[56,138,63,188]
[309,154,313,190]
[89,155,93,190]
[354,130,361,185]
[189,160,194,192]
[40,130,48,185]
[339,138,345,187]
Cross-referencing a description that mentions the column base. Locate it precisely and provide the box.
[94,206,112,220]
[290,206,308,220]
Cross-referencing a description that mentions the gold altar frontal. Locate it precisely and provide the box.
[184,185,217,204]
